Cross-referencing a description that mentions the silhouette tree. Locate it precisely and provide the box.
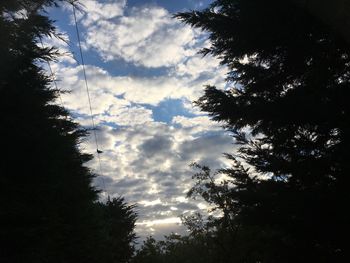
[97,197,138,263]
[132,233,214,263]
[132,236,165,263]
[0,1,136,263]
[176,0,350,261]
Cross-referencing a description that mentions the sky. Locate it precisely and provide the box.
[45,0,233,241]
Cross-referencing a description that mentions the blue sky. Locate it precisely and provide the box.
[45,0,233,240]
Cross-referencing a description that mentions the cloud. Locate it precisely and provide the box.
[82,0,126,25]
[101,105,154,126]
[79,2,197,68]
[65,0,126,26]
[175,52,221,79]
[172,115,223,135]
[139,135,173,157]
[48,0,233,239]
[52,61,231,237]
[83,121,233,216]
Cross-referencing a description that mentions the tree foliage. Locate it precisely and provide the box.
[96,197,138,263]
[0,1,136,262]
[174,0,350,262]
[132,233,214,263]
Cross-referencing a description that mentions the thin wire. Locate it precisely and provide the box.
[71,3,107,195]
[39,38,65,108]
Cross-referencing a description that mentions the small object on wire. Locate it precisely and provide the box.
[71,2,107,196]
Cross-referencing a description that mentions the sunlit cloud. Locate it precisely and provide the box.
[48,0,231,238]
[83,4,197,67]
[136,217,182,227]
[139,199,162,207]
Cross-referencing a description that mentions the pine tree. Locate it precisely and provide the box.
[97,197,138,263]
[176,0,350,261]
[0,1,136,263]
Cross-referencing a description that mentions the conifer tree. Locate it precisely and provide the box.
[0,1,136,262]
[176,0,350,261]
[97,197,138,263]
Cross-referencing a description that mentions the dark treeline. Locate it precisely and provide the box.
[133,0,350,262]
[1,0,349,262]
[0,1,136,263]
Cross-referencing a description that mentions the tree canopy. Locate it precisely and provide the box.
[2,0,349,262]
[173,0,350,262]
[0,1,136,262]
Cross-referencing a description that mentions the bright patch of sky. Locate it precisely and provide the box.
[45,0,232,241]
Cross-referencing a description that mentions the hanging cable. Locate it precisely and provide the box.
[71,2,107,195]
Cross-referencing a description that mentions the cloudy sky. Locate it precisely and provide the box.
[46,0,233,240]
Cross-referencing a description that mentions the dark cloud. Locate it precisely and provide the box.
[139,135,174,157]
[52,0,230,239]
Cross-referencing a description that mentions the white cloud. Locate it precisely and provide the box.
[101,104,154,126]
[80,3,197,67]
[66,0,126,26]
[84,120,234,202]
[48,0,233,239]
[57,65,211,112]
[172,115,222,135]
[50,57,230,238]
[139,199,162,207]
[176,53,221,78]
[136,217,181,227]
